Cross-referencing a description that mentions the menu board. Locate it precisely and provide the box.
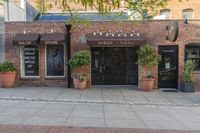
[24,46,39,76]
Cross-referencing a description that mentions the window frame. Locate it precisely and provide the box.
[182,8,194,20]
[160,9,171,19]
[45,44,65,78]
[20,45,40,79]
[185,44,200,71]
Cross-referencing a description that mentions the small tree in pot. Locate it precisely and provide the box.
[181,60,196,92]
[68,51,91,90]
[137,44,161,91]
[0,61,17,88]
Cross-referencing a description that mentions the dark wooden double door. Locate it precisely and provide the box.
[91,47,138,85]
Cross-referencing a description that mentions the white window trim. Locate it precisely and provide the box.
[45,44,65,78]
[20,45,40,78]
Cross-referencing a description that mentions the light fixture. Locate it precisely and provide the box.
[183,18,188,24]
[23,30,26,34]
[93,32,96,36]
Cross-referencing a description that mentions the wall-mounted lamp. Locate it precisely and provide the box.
[183,18,188,24]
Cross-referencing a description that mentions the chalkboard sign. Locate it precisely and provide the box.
[24,46,39,76]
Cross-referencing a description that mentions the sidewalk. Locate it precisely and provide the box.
[0,86,200,131]
[0,85,200,106]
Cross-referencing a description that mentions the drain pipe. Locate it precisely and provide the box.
[65,24,72,88]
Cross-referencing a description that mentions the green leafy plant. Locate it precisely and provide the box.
[71,73,87,81]
[0,61,17,72]
[184,60,196,83]
[136,44,161,78]
[68,51,91,70]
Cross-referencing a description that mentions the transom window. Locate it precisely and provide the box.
[182,9,193,20]
[160,9,170,19]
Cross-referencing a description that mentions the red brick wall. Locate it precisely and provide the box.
[5,22,68,87]
[5,20,200,89]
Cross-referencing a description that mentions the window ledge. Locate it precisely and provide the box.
[45,76,66,80]
[194,71,200,74]
[21,76,40,80]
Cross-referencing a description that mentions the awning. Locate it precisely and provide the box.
[40,33,66,45]
[13,34,40,45]
[86,31,147,47]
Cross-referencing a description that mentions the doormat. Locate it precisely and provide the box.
[160,89,178,92]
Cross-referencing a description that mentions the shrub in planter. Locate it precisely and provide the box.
[0,61,17,88]
[68,51,91,89]
[137,44,161,91]
[181,60,196,92]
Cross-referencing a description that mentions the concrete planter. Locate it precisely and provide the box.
[180,81,195,93]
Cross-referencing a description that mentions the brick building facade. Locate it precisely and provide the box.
[5,20,200,90]
[16,0,200,20]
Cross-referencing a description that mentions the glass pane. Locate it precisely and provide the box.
[185,46,200,70]
[47,45,64,76]
[24,45,39,76]
[183,10,193,19]
[160,9,170,19]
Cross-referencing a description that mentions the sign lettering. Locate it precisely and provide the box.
[44,41,59,45]
[24,46,39,76]
[18,41,32,45]
[96,41,134,45]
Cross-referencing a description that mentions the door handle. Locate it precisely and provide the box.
[103,65,106,70]
[99,66,103,72]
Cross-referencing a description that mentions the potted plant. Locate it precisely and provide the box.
[0,61,17,88]
[68,51,91,90]
[137,44,161,91]
[181,59,196,92]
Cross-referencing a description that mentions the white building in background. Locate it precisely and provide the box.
[0,0,38,62]
[4,0,38,21]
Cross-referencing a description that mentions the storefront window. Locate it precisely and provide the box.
[46,45,64,76]
[185,45,200,70]
[21,45,39,77]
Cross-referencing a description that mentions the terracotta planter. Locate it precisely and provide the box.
[73,78,87,90]
[0,72,17,88]
[140,78,155,91]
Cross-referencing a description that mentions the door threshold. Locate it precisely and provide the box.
[92,85,138,89]
[159,88,178,92]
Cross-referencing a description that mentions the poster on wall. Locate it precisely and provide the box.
[47,45,64,76]
[24,46,39,76]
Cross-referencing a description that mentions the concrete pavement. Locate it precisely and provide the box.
[0,86,200,131]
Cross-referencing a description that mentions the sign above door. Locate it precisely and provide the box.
[86,30,147,47]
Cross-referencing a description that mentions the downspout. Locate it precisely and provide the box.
[65,24,72,88]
